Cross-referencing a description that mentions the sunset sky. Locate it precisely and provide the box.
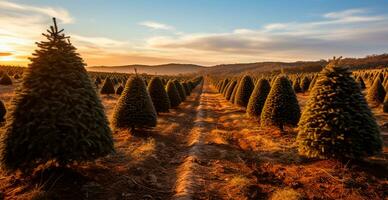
[1,0,388,67]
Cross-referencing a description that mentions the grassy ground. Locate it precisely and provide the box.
[0,78,387,199]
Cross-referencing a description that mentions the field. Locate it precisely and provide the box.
[0,73,387,200]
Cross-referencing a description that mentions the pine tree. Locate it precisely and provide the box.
[174,80,186,101]
[100,77,115,95]
[182,82,191,96]
[230,80,239,103]
[115,85,124,95]
[0,100,5,122]
[261,76,300,130]
[383,94,388,113]
[148,77,171,113]
[367,77,386,105]
[246,79,270,119]
[356,76,366,90]
[0,18,113,172]
[234,75,254,107]
[0,73,12,85]
[112,75,157,131]
[300,76,310,92]
[293,78,302,93]
[297,57,382,159]
[166,80,181,107]
[225,80,237,100]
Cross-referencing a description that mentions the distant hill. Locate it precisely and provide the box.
[204,54,388,75]
[87,63,205,75]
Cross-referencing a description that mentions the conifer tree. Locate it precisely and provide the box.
[100,77,115,95]
[0,18,113,172]
[0,73,12,85]
[115,84,124,95]
[166,80,181,107]
[246,79,270,119]
[0,100,5,122]
[297,57,382,159]
[356,76,366,90]
[383,94,388,113]
[293,78,302,93]
[225,80,237,100]
[183,82,191,96]
[300,76,310,92]
[112,75,157,131]
[261,76,300,130]
[148,77,171,113]
[174,80,186,101]
[234,75,254,107]
[367,77,386,105]
[230,80,239,103]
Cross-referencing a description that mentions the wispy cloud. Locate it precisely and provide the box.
[145,8,388,63]
[139,21,174,30]
[0,0,74,23]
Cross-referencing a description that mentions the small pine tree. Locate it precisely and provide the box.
[225,80,237,100]
[0,100,5,122]
[300,76,310,92]
[367,77,386,105]
[230,80,239,103]
[383,94,388,113]
[234,75,254,107]
[297,57,382,159]
[166,80,181,107]
[1,18,113,172]
[100,77,115,95]
[148,77,171,113]
[293,78,302,93]
[261,76,301,131]
[174,80,186,101]
[112,76,157,131]
[115,85,124,95]
[0,73,12,85]
[246,79,270,119]
[356,76,366,90]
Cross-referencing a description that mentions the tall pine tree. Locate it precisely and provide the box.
[0,18,113,172]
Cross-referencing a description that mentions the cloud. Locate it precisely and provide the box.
[0,0,74,23]
[139,21,174,30]
[0,52,12,56]
[146,8,388,63]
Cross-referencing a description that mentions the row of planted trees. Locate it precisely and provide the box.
[212,57,384,160]
[0,18,202,173]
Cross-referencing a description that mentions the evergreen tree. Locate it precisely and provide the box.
[174,80,186,101]
[293,78,302,93]
[166,80,181,107]
[261,76,301,130]
[0,100,5,122]
[115,84,124,95]
[225,80,237,100]
[112,76,157,131]
[367,77,386,105]
[0,18,113,172]
[300,76,310,92]
[0,73,12,85]
[230,80,239,103]
[246,79,270,119]
[383,94,388,113]
[297,57,382,159]
[182,82,191,96]
[148,77,170,113]
[234,75,254,107]
[356,76,366,90]
[100,77,115,95]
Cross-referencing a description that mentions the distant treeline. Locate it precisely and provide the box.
[205,54,388,75]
